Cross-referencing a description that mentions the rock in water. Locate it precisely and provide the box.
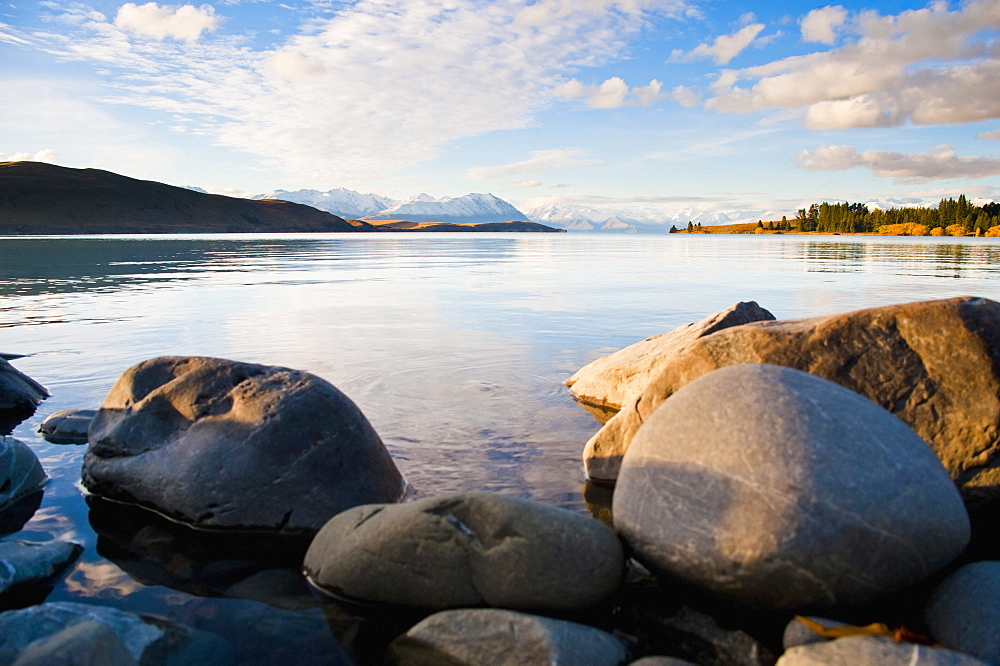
[0,540,83,600]
[38,409,97,444]
[11,620,137,666]
[82,356,405,534]
[585,297,1000,502]
[566,301,774,412]
[613,364,970,610]
[924,561,1000,664]
[0,436,47,511]
[386,609,628,665]
[304,492,624,611]
[776,635,991,665]
[0,357,48,412]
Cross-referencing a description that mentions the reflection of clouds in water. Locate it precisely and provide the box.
[63,561,144,599]
[23,505,80,539]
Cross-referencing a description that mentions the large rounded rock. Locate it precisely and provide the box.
[924,561,1000,663]
[386,608,628,665]
[566,301,774,412]
[0,540,83,600]
[776,635,990,665]
[584,297,1000,500]
[82,356,405,534]
[613,364,970,610]
[304,492,625,611]
[38,409,96,444]
[0,436,47,511]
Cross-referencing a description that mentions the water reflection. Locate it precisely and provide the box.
[800,238,1000,279]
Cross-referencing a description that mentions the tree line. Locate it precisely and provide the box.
[792,196,1000,236]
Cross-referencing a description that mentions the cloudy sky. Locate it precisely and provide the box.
[2,0,999,219]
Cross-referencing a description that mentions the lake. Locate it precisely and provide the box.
[3,232,1000,662]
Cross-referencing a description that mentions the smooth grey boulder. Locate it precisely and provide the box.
[0,540,83,599]
[613,364,970,610]
[782,616,848,650]
[386,608,628,665]
[12,620,137,666]
[0,357,48,411]
[924,561,1000,663]
[776,635,991,665]
[38,409,96,444]
[585,297,1000,501]
[0,436,47,510]
[0,601,235,664]
[81,356,405,534]
[304,492,625,611]
[567,301,775,411]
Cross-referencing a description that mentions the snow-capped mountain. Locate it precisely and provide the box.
[524,202,795,232]
[253,188,397,219]
[365,192,528,223]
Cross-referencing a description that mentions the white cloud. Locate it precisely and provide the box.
[979,129,1000,141]
[796,144,1000,182]
[670,22,765,65]
[468,148,601,181]
[800,6,847,45]
[554,76,663,109]
[114,3,220,42]
[25,0,690,187]
[0,149,60,163]
[704,0,1000,128]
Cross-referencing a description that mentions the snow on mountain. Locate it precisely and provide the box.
[365,192,529,223]
[253,188,397,219]
[523,202,794,232]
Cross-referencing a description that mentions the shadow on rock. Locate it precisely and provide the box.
[0,490,43,537]
[0,406,35,437]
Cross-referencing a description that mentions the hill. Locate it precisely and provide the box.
[0,161,357,234]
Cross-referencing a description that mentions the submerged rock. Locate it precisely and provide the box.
[613,364,970,610]
[0,540,83,601]
[304,492,625,611]
[38,409,96,444]
[567,301,774,412]
[81,356,405,534]
[924,561,1000,664]
[11,620,136,666]
[0,437,47,511]
[584,297,1000,502]
[0,601,236,665]
[387,608,628,665]
[0,357,48,412]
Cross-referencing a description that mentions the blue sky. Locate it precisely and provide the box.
[2,0,999,220]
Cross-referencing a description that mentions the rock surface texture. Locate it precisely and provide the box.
[567,301,775,413]
[776,635,991,665]
[584,297,1000,501]
[11,620,137,666]
[0,358,48,411]
[304,492,624,611]
[924,560,1000,664]
[0,436,47,511]
[38,409,96,444]
[81,356,405,534]
[613,364,970,610]
[0,540,83,600]
[386,608,628,665]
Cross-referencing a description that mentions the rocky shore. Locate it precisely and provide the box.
[1,296,999,664]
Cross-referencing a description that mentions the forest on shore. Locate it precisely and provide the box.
[674,196,1000,236]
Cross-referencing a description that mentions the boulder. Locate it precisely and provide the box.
[0,540,83,600]
[776,635,990,665]
[386,608,628,665]
[924,561,1000,663]
[612,364,970,610]
[0,601,236,665]
[0,437,47,511]
[584,297,1000,501]
[38,409,96,444]
[81,356,405,534]
[304,492,624,611]
[12,620,137,666]
[0,358,48,411]
[567,301,774,412]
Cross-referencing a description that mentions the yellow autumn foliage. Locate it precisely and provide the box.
[945,224,968,236]
[878,223,930,236]
[930,227,945,236]
[986,226,1000,237]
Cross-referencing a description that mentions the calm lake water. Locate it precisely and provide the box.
[3,232,1000,662]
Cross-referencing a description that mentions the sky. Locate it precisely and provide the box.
[2,0,999,221]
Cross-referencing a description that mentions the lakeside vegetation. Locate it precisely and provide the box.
[671,196,1000,237]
